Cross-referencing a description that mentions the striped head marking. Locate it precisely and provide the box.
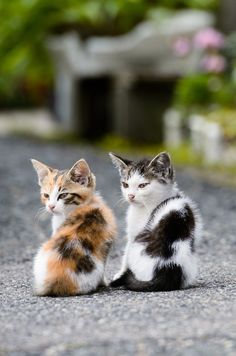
[31,159,95,214]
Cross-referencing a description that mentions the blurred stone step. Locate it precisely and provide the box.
[0,109,61,137]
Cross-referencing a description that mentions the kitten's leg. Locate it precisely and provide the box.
[112,240,131,281]
[99,276,108,287]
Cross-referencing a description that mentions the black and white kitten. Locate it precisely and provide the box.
[109,152,202,292]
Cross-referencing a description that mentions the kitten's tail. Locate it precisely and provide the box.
[110,273,128,287]
[124,265,184,292]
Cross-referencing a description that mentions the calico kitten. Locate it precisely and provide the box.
[31,159,116,296]
[109,152,202,292]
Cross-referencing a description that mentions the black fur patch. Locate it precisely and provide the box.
[81,239,94,252]
[76,255,95,273]
[85,209,106,224]
[54,236,76,259]
[110,272,128,287]
[79,209,106,231]
[64,193,81,206]
[73,193,82,199]
[148,195,182,223]
[54,237,95,273]
[136,204,195,259]
[123,264,184,292]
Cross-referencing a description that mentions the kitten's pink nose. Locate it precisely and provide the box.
[128,194,135,201]
[49,204,55,211]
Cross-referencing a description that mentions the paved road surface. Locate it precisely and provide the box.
[0,137,235,355]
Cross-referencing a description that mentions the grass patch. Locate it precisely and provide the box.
[9,129,82,145]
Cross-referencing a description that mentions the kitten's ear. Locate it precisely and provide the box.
[148,152,171,169]
[109,152,132,174]
[148,152,174,180]
[68,159,91,186]
[31,159,52,186]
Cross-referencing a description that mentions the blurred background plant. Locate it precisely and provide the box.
[168,18,236,167]
[0,0,219,108]
[174,26,236,112]
[173,24,236,149]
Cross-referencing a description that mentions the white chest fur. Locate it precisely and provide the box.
[125,205,156,281]
[126,205,151,240]
[52,214,65,234]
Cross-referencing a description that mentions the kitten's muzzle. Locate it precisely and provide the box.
[48,204,56,212]
[128,194,135,202]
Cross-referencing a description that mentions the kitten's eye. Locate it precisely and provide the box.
[43,193,49,199]
[138,183,149,189]
[58,193,68,200]
[122,182,129,188]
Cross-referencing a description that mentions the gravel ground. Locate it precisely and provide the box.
[0,137,235,356]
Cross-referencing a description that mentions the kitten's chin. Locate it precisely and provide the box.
[127,199,140,205]
[52,211,61,215]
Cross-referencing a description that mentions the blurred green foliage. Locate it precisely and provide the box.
[174,73,236,111]
[98,134,203,166]
[206,108,236,141]
[0,0,219,108]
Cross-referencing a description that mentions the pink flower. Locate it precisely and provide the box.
[201,54,226,73]
[173,37,191,57]
[194,28,225,50]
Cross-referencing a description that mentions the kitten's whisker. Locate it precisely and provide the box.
[34,207,48,222]
[34,207,44,218]
[115,196,127,207]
